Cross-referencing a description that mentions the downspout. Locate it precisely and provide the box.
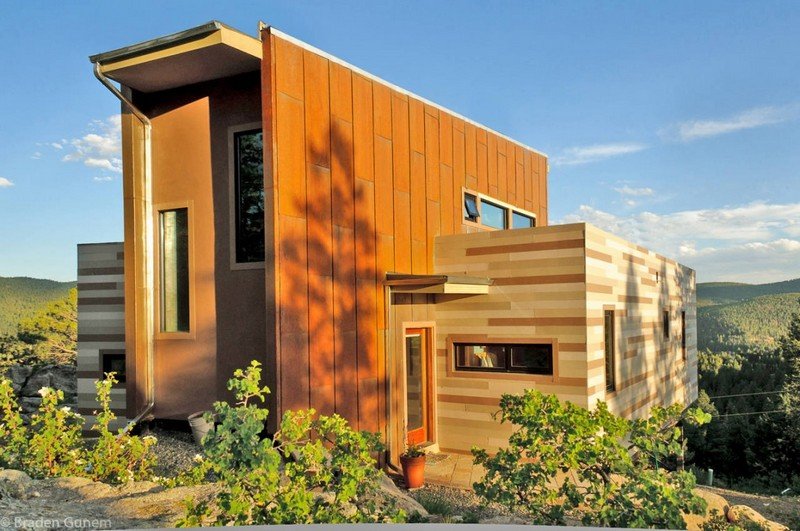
[92,62,155,432]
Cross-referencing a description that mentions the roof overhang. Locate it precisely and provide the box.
[385,273,492,295]
[89,21,262,93]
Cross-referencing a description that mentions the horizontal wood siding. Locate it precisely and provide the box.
[583,224,697,418]
[76,242,128,432]
[265,28,549,436]
[433,225,589,453]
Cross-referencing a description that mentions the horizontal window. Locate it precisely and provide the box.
[480,199,507,229]
[512,211,535,229]
[454,342,553,375]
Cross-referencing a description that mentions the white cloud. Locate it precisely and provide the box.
[62,115,122,174]
[662,103,800,142]
[51,142,63,150]
[92,176,114,182]
[0,177,13,188]
[31,152,42,160]
[559,201,800,283]
[552,142,647,166]
[615,185,654,197]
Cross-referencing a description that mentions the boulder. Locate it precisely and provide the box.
[49,365,77,397]
[375,472,428,517]
[5,365,33,393]
[0,469,33,499]
[684,488,730,531]
[19,396,42,414]
[19,371,52,397]
[727,505,789,531]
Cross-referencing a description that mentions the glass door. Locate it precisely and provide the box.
[405,328,430,445]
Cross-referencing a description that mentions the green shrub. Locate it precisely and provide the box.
[0,372,156,483]
[176,360,404,526]
[472,390,711,528]
[85,373,157,483]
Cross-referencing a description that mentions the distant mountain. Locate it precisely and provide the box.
[0,277,76,335]
[697,278,800,306]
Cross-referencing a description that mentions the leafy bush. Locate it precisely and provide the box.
[85,373,157,483]
[0,372,156,483]
[472,390,710,528]
[176,360,404,526]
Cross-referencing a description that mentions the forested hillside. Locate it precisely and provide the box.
[0,276,75,335]
[697,277,800,306]
[698,293,800,351]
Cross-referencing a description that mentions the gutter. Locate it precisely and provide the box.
[91,61,155,432]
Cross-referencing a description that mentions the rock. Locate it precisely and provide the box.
[20,396,42,414]
[20,371,52,397]
[727,505,789,531]
[49,365,77,396]
[684,488,730,531]
[376,472,428,517]
[117,480,163,497]
[6,365,33,393]
[479,514,528,525]
[0,469,33,498]
[109,484,220,523]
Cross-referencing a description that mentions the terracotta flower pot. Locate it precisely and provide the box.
[400,453,426,489]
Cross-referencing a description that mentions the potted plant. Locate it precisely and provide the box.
[400,441,426,489]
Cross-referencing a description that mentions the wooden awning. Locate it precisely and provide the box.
[384,273,492,294]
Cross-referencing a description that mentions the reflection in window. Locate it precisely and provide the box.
[512,211,535,228]
[234,130,265,263]
[454,343,553,375]
[160,209,190,333]
[480,199,507,229]
[464,193,480,222]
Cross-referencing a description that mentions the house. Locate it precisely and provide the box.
[77,21,698,460]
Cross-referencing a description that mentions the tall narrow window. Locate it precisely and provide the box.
[234,129,264,263]
[663,310,670,339]
[604,310,616,392]
[464,193,480,222]
[160,208,190,332]
[681,310,687,360]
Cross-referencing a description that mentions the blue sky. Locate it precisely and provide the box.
[0,1,798,283]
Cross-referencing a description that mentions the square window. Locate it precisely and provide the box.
[102,353,126,383]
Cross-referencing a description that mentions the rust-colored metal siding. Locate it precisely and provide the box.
[261,28,549,434]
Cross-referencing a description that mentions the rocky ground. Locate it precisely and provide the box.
[1,426,796,529]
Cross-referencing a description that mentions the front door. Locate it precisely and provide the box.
[405,328,432,445]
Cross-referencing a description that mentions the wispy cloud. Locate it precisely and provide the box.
[662,103,800,142]
[559,201,800,282]
[62,116,122,174]
[552,142,647,166]
[0,177,14,188]
[614,184,655,207]
[92,176,114,183]
[31,152,42,160]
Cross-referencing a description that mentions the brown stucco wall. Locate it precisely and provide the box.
[126,72,266,420]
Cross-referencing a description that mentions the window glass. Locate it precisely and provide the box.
[663,310,670,339]
[160,208,190,332]
[102,353,126,383]
[510,345,553,374]
[455,343,552,375]
[604,310,615,391]
[464,193,480,222]
[456,344,507,369]
[235,130,265,263]
[480,200,507,229]
[512,211,535,228]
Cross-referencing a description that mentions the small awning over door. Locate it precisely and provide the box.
[384,273,492,294]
